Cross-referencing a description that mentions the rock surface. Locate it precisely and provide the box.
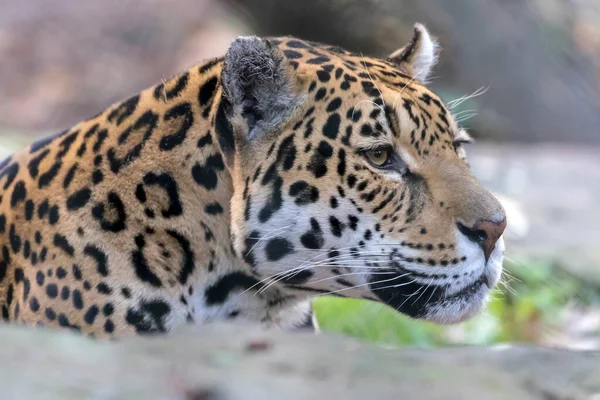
[0,322,598,399]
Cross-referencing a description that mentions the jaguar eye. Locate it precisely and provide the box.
[364,147,392,167]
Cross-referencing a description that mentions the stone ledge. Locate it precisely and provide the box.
[0,322,598,399]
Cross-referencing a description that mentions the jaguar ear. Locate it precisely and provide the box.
[221,36,303,141]
[388,23,439,84]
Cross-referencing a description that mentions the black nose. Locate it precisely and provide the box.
[457,219,507,262]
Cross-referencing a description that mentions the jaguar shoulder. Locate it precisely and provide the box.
[0,24,506,337]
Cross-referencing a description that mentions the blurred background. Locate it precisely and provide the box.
[1,0,599,349]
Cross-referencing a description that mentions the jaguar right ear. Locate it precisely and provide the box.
[388,23,439,84]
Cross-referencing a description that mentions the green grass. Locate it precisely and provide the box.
[314,259,600,347]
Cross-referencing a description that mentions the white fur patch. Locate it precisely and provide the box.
[412,23,439,84]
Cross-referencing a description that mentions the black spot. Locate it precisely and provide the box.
[92,192,127,232]
[66,188,91,210]
[48,205,60,224]
[84,305,99,324]
[348,215,359,230]
[107,95,140,126]
[276,134,296,171]
[9,224,21,253]
[58,314,71,328]
[107,110,158,173]
[131,234,163,287]
[92,169,104,184]
[287,40,308,48]
[265,237,294,261]
[330,196,339,208]
[36,270,45,286]
[198,76,218,106]
[103,303,114,316]
[142,172,183,218]
[0,163,19,190]
[23,240,30,259]
[214,100,235,156]
[56,267,67,279]
[329,216,345,237]
[317,70,331,82]
[10,181,27,208]
[126,300,171,334]
[53,234,74,257]
[70,289,84,309]
[301,218,324,249]
[14,268,24,284]
[37,199,49,219]
[307,141,333,178]
[192,154,225,190]
[72,264,83,280]
[166,230,195,285]
[261,164,277,186]
[104,319,115,333]
[61,286,70,300]
[315,88,327,101]
[63,163,78,189]
[204,272,261,306]
[360,124,374,137]
[199,57,223,74]
[307,56,331,65]
[45,307,57,321]
[84,245,109,277]
[258,176,283,223]
[204,202,223,215]
[29,297,40,312]
[22,277,31,301]
[46,284,58,298]
[154,72,189,101]
[197,131,213,148]
[97,282,112,295]
[280,269,314,284]
[38,130,79,189]
[160,102,194,151]
[283,50,302,59]
[326,98,342,112]
[6,284,13,306]
[322,113,340,139]
[337,148,346,177]
[24,200,34,220]
[289,181,319,205]
[242,231,259,269]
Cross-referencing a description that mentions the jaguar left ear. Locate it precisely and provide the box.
[220,36,304,144]
[388,23,439,84]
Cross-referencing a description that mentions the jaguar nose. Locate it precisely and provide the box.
[456,218,507,262]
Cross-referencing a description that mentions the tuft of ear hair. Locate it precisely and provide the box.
[221,36,303,140]
[388,23,439,84]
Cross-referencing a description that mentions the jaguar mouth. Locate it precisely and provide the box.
[442,274,488,301]
[368,268,491,324]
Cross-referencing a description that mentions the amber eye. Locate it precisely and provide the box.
[364,147,392,167]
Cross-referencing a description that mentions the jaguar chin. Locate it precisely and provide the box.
[370,234,505,324]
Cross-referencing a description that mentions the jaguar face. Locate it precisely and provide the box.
[224,24,506,324]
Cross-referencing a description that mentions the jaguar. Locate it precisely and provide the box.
[0,23,506,337]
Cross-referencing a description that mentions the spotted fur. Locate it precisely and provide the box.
[0,24,506,337]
